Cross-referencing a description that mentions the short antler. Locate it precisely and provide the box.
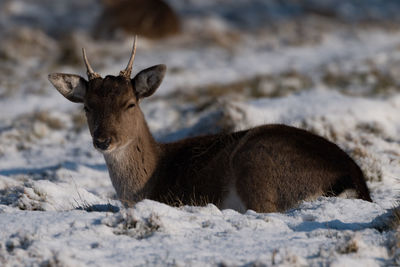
[82,48,101,80]
[120,35,137,78]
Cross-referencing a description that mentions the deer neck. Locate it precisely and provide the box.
[103,113,160,205]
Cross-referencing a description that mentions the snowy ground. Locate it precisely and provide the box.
[1,0,400,266]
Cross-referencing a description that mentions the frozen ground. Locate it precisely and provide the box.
[0,0,400,266]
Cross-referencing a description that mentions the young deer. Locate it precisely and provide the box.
[48,39,372,213]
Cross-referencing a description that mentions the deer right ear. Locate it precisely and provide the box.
[132,64,166,99]
[48,73,88,103]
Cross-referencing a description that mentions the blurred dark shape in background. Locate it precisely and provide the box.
[1,0,400,70]
[94,0,181,39]
[1,0,400,42]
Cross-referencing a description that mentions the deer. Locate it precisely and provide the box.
[94,0,181,39]
[48,38,372,213]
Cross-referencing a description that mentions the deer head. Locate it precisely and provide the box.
[48,37,166,153]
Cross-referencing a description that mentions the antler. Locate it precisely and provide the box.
[82,48,101,80]
[120,35,137,78]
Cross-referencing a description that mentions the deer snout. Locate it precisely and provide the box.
[93,130,113,151]
[94,137,112,151]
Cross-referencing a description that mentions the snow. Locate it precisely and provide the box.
[0,198,391,266]
[0,0,400,266]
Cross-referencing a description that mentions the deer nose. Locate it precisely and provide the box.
[94,137,111,150]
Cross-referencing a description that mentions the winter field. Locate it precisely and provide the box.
[1,0,400,266]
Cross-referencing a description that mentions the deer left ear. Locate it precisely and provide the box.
[48,73,88,103]
[132,64,166,99]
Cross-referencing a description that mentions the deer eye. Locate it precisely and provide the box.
[127,103,136,109]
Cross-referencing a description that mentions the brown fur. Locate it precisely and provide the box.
[94,0,181,39]
[48,57,372,213]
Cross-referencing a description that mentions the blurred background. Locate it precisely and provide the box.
[2,0,400,100]
[0,0,400,189]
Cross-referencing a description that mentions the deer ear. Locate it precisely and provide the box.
[132,64,166,99]
[48,73,88,103]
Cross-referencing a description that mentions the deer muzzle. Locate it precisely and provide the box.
[94,137,112,151]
